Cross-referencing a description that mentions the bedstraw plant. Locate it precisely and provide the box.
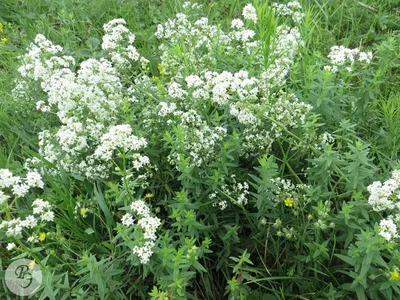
[1,0,400,299]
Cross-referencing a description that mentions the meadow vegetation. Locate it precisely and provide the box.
[1,0,400,299]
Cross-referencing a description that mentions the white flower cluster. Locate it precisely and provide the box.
[368,170,400,212]
[102,18,146,67]
[379,217,399,241]
[266,92,312,137]
[367,170,400,241]
[155,4,261,76]
[92,124,148,161]
[242,4,258,23]
[0,198,54,242]
[272,1,304,23]
[0,168,52,250]
[325,46,373,73]
[235,92,311,155]
[158,101,177,117]
[268,177,310,207]
[170,125,227,168]
[186,70,259,106]
[223,180,250,206]
[158,68,310,160]
[16,34,75,82]
[121,199,161,264]
[211,174,251,209]
[313,132,335,150]
[14,21,149,179]
[0,169,44,201]
[260,26,303,96]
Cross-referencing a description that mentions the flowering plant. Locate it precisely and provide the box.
[2,1,400,299]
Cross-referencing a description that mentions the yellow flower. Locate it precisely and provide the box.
[284,197,294,207]
[39,232,46,241]
[28,260,36,270]
[80,207,87,216]
[145,193,153,198]
[391,271,400,280]
[1,38,7,43]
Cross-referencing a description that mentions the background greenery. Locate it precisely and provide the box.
[1,0,400,299]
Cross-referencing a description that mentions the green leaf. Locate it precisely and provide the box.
[355,283,367,300]
[380,281,392,291]
[94,182,115,229]
[334,254,355,265]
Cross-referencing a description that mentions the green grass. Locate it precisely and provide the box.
[1,0,400,299]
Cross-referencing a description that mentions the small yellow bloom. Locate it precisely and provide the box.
[391,271,400,280]
[145,193,153,198]
[39,232,46,241]
[80,207,87,216]
[1,38,7,43]
[28,260,36,270]
[284,197,294,207]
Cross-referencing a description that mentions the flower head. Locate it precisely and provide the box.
[80,207,87,216]
[391,271,400,280]
[243,4,257,23]
[284,197,294,207]
[39,232,46,241]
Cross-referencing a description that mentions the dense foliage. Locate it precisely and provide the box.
[1,0,400,299]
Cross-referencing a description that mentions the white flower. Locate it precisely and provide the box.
[185,75,204,88]
[158,102,177,117]
[41,211,55,222]
[0,190,10,205]
[27,235,39,243]
[36,100,50,112]
[20,215,38,229]
[132,154,150,171]
[132,242,155,264]
[231,19,244,29]
[130,200,150,217]
[242,4,257,23]
[12,184,30,198]
[6,243,16,251]
[155,24,164,39]
[379,218,398,241]
[368,179,398,211]
[168,82,187,99]
[327,46,372,69]
[93,125,147,161]
[26,170,44,189]
[32,198,52,215]
[0,169,20,188]
[137,216,161,240]
[121,213,135,226]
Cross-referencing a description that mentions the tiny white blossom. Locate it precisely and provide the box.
[12,184,30,198]
[0,190,10,205]
[379,218,398,241]
[121,213,135,226]
[26,170,44,189]
[242,4,257,23]
[6,243,16,251]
